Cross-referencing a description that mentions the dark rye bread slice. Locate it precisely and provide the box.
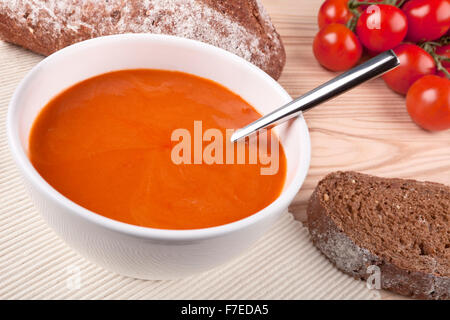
[307,171,450,300]
[0,0,285,79]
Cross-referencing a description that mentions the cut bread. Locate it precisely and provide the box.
[0,0,285,79]
[307,171,450,299]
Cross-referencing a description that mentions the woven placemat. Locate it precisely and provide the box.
[0,41,379,300]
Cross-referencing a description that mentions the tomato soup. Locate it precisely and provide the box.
[29,70,287,229]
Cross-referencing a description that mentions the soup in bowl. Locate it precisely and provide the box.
[7,34,310,279]
[29,69,288,230]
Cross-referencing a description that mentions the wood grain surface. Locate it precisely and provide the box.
[262,0,449,300]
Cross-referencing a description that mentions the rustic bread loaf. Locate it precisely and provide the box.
[0,0,285,79]
[307,171,450,300]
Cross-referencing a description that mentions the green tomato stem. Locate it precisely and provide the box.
[421,41,450,80]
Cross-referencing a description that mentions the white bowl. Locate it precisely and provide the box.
[7,34,311,279]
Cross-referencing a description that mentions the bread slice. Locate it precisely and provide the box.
[307,171,450,299]
[0,0,285,79]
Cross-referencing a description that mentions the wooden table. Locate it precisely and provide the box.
[262,0,449,300]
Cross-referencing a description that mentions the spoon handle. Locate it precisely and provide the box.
[231,50,400,142]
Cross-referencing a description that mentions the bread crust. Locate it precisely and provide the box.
[307,171,450,300]
[0,0,285,79]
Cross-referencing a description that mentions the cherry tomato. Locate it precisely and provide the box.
[436,67,450,78]
[435,44,450,68]
[357,0,406,10]
[403,0,450,42]
[318,0,353,28]
[313,24,363,71]
[382,44,436,95]
[356,4,408,52]
[406,75,450,131]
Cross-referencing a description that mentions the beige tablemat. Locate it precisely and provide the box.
[0,41,379,300]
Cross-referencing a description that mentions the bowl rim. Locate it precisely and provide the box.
[7,33,311,241]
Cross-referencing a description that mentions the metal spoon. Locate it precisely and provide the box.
[230,50,400,142]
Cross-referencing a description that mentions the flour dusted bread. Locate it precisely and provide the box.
[307,171,450,299]
[0,0,285,79]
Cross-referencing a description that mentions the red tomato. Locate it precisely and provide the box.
[403,0,450,42]
[313,24,363,71]
[435,44,450,68]
[382,44,436,95]
[318,0,353,28]
[357,0,406,9]
[436,67,450,78]
[406,75,450,131]
[356,4,408,52]
[356,0,405,10]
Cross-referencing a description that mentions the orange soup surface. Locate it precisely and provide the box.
[29,70,287,229]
